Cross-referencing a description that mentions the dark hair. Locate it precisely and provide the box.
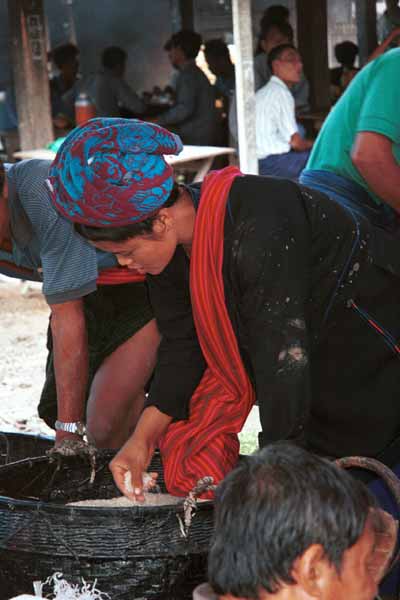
[164,30,202,59]
[208,442,375,598]
[260,20,294,44]
[102,46,127,70]
[267,43,297,72]
[334,40,359,67]
[74,182,181,242]
[50,43,79,69]
[261,4,290,26]
[0,159,4,195]
[204,38,230,61]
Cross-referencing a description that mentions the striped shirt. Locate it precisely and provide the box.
[3,159,116,304]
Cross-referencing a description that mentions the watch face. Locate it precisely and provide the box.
[76,423,86,436]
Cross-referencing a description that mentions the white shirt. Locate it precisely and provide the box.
[255,75,298,159]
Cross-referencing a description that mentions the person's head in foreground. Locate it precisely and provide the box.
[202,443,395,600]
[46,117,191,275]
[268,44,303,87]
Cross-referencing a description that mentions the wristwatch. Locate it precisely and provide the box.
[54,420,87,437]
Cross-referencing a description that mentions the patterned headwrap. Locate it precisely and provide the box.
[46,117,183,226]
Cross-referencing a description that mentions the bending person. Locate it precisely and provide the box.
[0,143,163,448]
[49,119,400,508]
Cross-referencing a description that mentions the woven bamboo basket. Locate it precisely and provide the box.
[0,430,54,465]
[0,449,213,599]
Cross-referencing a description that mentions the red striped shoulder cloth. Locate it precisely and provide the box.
[159,166,256,497]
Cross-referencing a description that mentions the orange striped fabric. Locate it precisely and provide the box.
[159,167,256,497]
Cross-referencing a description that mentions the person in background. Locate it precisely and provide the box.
[49,43,80,127]
[301,47,400,229]
[330,40,359,102]
[92,46,145,118]
[367,25,400,62]
[255,4,290,55]
[204,39,235,147]
[254,18,310,113]
[378,0,400,43]
[154,30,219,146]
[229,19,310,146]
[193,443,396,600]
[204,39,235,103]
[256,44,313,179]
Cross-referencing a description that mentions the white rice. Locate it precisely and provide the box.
[67,493,182,507]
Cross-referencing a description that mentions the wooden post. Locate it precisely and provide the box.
[232,0,258,175]
[8,0,53,150]
[297,0,330,111]
[179,0,194,30]
[355,0,377,66]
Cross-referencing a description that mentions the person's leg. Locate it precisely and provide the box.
[86,318,160,448]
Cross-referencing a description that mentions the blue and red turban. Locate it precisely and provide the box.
[46,118,183,226]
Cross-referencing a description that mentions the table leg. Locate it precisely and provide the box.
[192,157,214,183]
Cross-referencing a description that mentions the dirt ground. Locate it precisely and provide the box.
[0,275,260,449]
[0,276,54,437]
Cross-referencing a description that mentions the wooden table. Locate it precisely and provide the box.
[14,145,236,183]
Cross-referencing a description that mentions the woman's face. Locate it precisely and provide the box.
[91,224,178,276]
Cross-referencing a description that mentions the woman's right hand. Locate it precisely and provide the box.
[109,405,173,501]
[110,437,156,501]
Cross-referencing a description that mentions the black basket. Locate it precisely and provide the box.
[0,449,213,599]
[0,430,54,465]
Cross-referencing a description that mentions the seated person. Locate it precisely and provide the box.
[204,39,235,146]
[254,20,309,113]
[301,48,400,228]
[194,443,396,600]
[49,43,80,127]
[155,30,219,146]
[256,44,313,180]
[330,40,359,102]
[204,39,235,104]
[92,46,145,118]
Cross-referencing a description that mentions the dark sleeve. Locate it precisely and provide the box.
[115,79,146,114]
[157,71,196,126]
[229,195,311,446]
[145,248,206,419]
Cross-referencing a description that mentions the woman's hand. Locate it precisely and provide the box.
[110,438,156,501]
[109,406,173,501]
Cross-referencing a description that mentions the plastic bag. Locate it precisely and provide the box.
[36,573,109,600]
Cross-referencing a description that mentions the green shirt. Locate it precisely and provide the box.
[305,48,400,205]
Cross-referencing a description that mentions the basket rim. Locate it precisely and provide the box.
[0,452,215,514]
[0,493,214,514]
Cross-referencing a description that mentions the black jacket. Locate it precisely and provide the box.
[147,175,400,464]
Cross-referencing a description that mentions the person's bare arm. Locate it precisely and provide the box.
[290,132,313,152]
[367,27,400,64]
[109,406,172,500]
[351,131,400,213]
[50,298,88,444]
